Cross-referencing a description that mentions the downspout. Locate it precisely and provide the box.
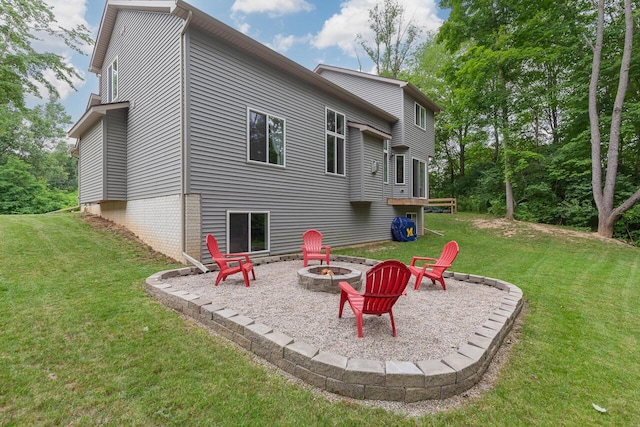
[179,9,192,261]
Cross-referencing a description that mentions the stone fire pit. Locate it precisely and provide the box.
[297,265,362,293]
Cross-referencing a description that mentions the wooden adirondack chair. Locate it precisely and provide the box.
[301,229,331,267]
[338,260,411,338]
[409,241,459,291]
[206,234,256,287]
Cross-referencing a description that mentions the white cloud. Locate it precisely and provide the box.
[231,0,315,17]
[28,0,92,101]
[312,0,442,54]
[266,33,312,53]
[237,21,251,34]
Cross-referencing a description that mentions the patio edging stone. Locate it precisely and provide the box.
[145,254,523,402]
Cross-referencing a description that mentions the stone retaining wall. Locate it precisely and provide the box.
[145,255,523,402]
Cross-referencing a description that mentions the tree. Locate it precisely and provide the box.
[0,0,92,109]
[357,0,421,78]
[438,0,522,219]
[589,0,640,237]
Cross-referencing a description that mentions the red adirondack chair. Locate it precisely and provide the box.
[301,229,331,267]
[206,234,256,287]
[338,260,411,338]
[409,241,459,291]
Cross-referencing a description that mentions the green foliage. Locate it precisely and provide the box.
[405,0,640,241]
[0,1,87,214]
[0,156,76,214]
[0,0,92,108]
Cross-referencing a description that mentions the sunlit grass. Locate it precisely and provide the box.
[1,212,639,425]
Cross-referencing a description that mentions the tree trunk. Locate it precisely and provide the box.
[589,0,637,238]
[505,179,515,220]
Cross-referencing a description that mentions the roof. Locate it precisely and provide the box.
[87,0,398,124]
[68,101,130,143]
[314,64,442,113]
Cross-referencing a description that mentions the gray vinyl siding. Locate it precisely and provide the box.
[362,134,385,199]
[349,129,385,202]
[348,127,364,201]
[100,10,182,200]
[186,29,399,258]
[318,70,405,147]
[78,121,103,203]
[105,109,127,200]
[404,94,435,159]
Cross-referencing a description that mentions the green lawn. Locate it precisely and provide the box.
[1,213,638,425]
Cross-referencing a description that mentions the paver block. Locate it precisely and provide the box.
[468,274,484,283]
[453,272,469,281]
[272,356,296,374]
[211,308,238,328]
[364,385,404,401]
[325,378,365,399]
[295,365,327,389]
[482,277,498,287]
[344,358,385,385]
[468,333,494,350]
[385,360,425,387]
[405,386,441,402]
[458,344,486,365]
[230,331,251,350]
[284,341,319,369]
[309,351,348,380]
[227,315,255,333]
[483,319,504,332]
[441,352,478,382]
[254,331,294,358]
[244,323,273,341]
[493,280,511,291]
[200,303,227,320]
[416,359,456,387]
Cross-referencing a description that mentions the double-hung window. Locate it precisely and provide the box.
[108,57,118,102]
[325,108,345,175]
[415,102,426,130]
[228,211,269,253]
[248,109,285,166]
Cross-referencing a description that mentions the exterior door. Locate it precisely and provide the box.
[412,158,426,198]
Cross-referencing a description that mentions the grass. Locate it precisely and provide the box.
[1,213,638,425]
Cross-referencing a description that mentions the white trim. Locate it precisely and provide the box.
[412,157,427,199]
[414,102,426,130]
[226,210,271,255]
[108,56,119,102]
[246,107,286,168]
[383,140,389,184]
[325,107,346,176]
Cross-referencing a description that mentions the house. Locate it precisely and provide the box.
[69,0,441,263]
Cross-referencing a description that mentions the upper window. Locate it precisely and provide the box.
[383,140,389,184]
[325,108,345,176]
[415,102,426,130]
[395,154,405,184]
[228,211,269,253]
[108,57,118,102]
[248,109,285,166]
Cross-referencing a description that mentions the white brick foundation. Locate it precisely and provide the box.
[82,194,193,262]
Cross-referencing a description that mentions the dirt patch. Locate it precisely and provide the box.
[471,218,628,245]
[77,213,176,263]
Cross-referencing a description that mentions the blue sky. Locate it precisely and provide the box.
[39,0,448,125]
